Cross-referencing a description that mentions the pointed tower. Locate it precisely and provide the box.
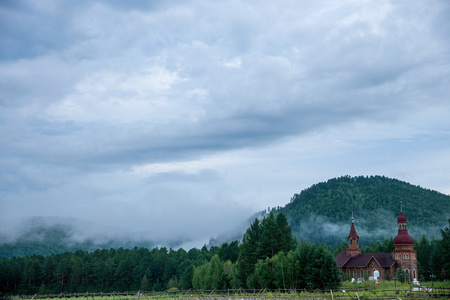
[347,214,361,256]
[392,203,418,280]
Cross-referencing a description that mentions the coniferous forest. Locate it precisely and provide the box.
[1,214,449,296]
[0,213,341,295]
[1,176,450,296]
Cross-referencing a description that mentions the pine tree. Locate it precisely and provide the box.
[317,246,341,289]
[276,213,296,253]
[140,274,149,291]
[237,218,262,283]
[260,213,280,259]
[178,261,194,290]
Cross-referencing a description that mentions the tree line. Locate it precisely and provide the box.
[0,213,339,296]
[1,214,448,296]
[192,213,339,290]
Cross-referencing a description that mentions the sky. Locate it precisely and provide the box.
[1,0,450,247]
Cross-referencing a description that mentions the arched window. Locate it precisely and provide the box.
[405,269,409,281]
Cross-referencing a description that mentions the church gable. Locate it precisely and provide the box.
[367,256,383,269]
[371,253,396,268]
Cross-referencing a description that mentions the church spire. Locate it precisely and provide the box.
[394,203,414,247]
[346,214,361,256]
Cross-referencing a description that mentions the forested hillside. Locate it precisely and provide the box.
[277,175,450,247]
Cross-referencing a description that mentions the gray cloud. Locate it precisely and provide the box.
[1,0,449,247]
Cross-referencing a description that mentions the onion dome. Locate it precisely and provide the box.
[394,211,414,245]
[394,231,414,245]
[397,211,407,223]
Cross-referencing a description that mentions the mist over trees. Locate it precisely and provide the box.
[1,176,449,295]
[277,175,450,246]
[2,215,448,295]
[2,176,449,260]
[0,212,341,295]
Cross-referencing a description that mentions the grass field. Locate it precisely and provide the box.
[11,280,450,300]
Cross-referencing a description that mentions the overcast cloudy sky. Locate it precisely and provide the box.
[1,0,449,246]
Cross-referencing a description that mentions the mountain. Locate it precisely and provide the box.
[276,175,450,247]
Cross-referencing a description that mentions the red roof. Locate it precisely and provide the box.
[336,251,351,267]
[394,230,414,245]
[394,211,414,244]
[348,222,359,239]
[335,251,396,268]
[397,211,407,223]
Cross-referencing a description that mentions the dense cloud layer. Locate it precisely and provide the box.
[1,0,450,246]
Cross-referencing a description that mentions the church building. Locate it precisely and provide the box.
[335,208,418,281]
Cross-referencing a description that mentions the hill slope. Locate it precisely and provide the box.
[277,175,450,247]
